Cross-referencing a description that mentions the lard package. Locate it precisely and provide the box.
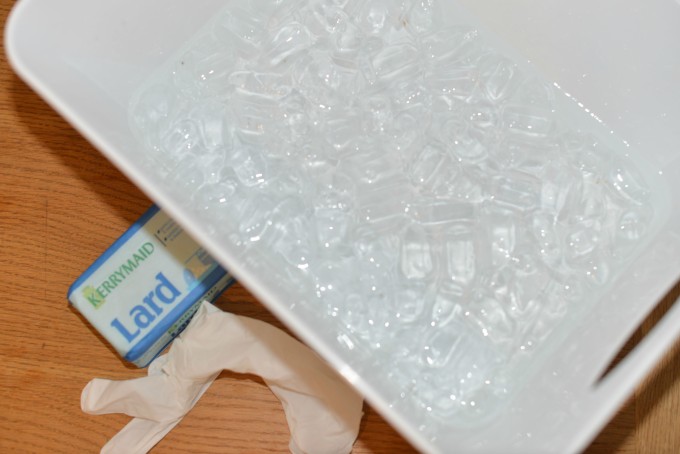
[68,205,234,366]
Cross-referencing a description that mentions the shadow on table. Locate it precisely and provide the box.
[9,74,149,226]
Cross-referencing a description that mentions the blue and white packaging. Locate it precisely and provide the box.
[68,205,234,367]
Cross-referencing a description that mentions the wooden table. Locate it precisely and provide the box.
[1,1,679,452]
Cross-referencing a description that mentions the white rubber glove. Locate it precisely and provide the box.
[81,302,364,454]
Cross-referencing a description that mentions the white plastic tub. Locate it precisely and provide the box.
[6,1,680,452]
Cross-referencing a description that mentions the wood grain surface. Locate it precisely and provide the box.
[1,1,679,452]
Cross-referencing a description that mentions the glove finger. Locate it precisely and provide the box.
[100,417,180,454]
[98,376,216,453]
[81,375,183,421]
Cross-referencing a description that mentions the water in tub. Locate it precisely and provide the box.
[127,0,665,436]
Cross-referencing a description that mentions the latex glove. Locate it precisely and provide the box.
[82,301,364,454]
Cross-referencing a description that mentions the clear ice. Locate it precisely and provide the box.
[130,0,657,427]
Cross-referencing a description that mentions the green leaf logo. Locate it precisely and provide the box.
[83,285,105,309]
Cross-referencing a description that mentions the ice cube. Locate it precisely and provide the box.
[449,131,490,163]
[426,65,478,102]
[464,292,516,348]
[409,201,475,225]
[361,93,394,133]
[161,118,203,159]
[188,101,229,151]
[539,160,581,215]
[262,22,312,67]
[491,170,542,213]
[402,0,440,35]
[502,104,555,139]
[392,280,433,323]
[229,143,268,187]
[440,226,478,288]
[420,27,479,62]
[316,207,351,251]
[483,209,518,268]
[400,223,434,279]
[130,84,184,146]
[607,158,651,205]
[332,20,365,56]
[355,177,411,232]
[195,179,239,213]
[478,54,519,102]
[229,70,293,100]
[238,195,276,244]
[564,219,601,263]
[617,207,651,242]
[315,258,356,315]
[353,0,405,37]
[307,2,350,34]
[430,283,464,327]
[172,36,237,96]
[529,213,562,268]
[271,197,316,271]
[321,107,365,153]
[578,253,611,287]
[213,7,265,57]
[406,142,454,193]
[342,148,403,186]
[372,43,422,83]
